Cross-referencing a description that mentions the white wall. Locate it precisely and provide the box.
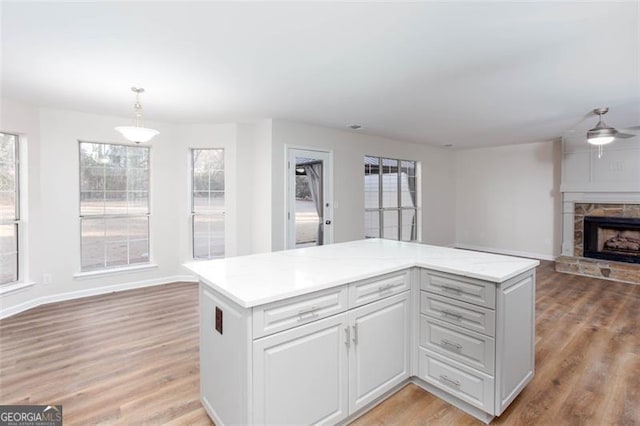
[238,120,273,254]
[561,132,640,193]
[271,120,456,251]
[454,140,562,260]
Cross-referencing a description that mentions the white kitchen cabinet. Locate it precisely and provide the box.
[417,347,495,413]
[348,270,410,308]
[187,239,539,425]
[420,292,496,337]
[417,269,535,422]
[252,290,411,424]
[253,313,349,425]
[252,285,348,339]
[348,292,410,413]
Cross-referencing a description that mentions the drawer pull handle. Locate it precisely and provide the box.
[440,339,463,353]
[378,283,395,293]
[344,326,351,347]
[442,310,463,321]
[439,375,461,388]
[441,286,462,295]
[298,306,319,321]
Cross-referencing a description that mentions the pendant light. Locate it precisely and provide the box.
[115,87,159,144]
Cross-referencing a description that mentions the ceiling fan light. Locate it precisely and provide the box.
[115,126,160,144]
[587,126,617,145]
[587,135,615,145]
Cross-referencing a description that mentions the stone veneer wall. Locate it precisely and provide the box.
[555,202,640,284]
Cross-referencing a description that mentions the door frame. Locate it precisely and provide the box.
[285,145,334,249]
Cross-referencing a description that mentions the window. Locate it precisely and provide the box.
[79,142,150,271]
[191,149,225,259]
[0,133,20,284]
[364,156,418,241]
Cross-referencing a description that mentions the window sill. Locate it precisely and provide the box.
[0,281,36,295]
[74,263,158,280]
[189,257,223,262]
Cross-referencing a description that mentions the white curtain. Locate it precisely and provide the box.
[406,170,417,240]
[303,163,323,245]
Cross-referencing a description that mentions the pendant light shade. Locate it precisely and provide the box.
[115,126,159,143]
[115,87,159,144]
[586,108,617,146]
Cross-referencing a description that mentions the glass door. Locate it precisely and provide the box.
[287,148,333,249]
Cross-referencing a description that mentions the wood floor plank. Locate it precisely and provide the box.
[1,262,639,425]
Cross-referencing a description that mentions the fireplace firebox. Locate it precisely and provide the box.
[583,216,640,264]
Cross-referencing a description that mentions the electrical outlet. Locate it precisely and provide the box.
[43,273,52,285]
[215,307,223,334]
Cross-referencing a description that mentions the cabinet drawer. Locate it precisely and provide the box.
[421,292,495,337]
[253,286,348,338]
[420,315,495,374]
[348,269,410,308]
[420,270,495,308]
[418,348,495,414]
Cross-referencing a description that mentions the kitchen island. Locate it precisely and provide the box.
[184,239,539,425]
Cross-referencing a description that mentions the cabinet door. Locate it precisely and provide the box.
[348,292,411,413]
[253,313,349,425]
[495,272,535,415]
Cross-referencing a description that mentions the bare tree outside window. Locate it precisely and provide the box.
[191,149,225,259]
[0,133,19,284]
[79,141,150,271]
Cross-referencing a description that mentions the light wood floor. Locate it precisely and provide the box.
[1,262,638,425]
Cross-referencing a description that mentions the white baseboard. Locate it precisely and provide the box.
[453,243,556,261]
[0,274,198,320]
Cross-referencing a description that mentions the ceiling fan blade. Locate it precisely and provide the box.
[618,125,640,132]
[615,132,636,139]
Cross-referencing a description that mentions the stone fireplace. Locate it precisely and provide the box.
[556,202,640,284]
[558,133,640,284]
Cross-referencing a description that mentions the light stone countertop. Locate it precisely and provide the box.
[183,239,540,308]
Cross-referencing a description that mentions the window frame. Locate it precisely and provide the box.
[0,132,21,285]
[190,148,225,260]
[364,155,419,241]
[78,140,151,272]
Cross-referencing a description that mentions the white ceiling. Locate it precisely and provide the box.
[2,2,639,148]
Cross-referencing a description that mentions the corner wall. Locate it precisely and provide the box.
[0,102,197,318]
[454,140,562,260]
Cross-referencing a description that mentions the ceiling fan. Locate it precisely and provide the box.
[586,107,637,145]
[586,107,638,158]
